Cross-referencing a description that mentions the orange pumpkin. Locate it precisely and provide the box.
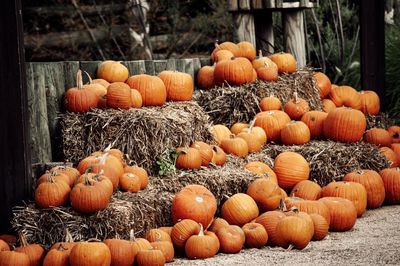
[210,41,240,62]
[388,126,400,143]
[322,99,336,113]
[283,92,310,120]
[196,65,215,90]
[190,141,213,166]
[309,213,329,241]
[318,197,357,232]
[15,233,46,266]
[171,219,200,249]
[284,197,331,225]
[96,60,129,82]
[259,95,282,111]
[213,49,235,62]
[380,168,400,204]
[210,145,227,166]
[175,147,202,170]
[269,52,297,73]
[379,147,399,167]
[242,222,268,248]
[254,210,286,247]
[314,72,332,99]
[172,184,217,228]
[246,178,282,211]
[256,61,278,81]
[300,111,328,140]
[159,70,194,101]
[124,165,149,190]
[230,122,249,135]
[210,124,231,145]
[244,161,278,183]
[290,180,322,200]
[215,225,245,254]
[220,135,249,158]
[237,41,256,61]
[214,57,254,86]
[107,82,142,109]
[359,90,380,115]
[329,85,362,110]
[185,225,220,259]
[274,151,310,190]
[64,70,98,113]
[363,128,392,147]
[126,74,167,106]
[280,121,311,145]
[221,193,259,226]
[103,239,136,266]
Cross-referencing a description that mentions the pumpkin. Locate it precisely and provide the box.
[309,213,329,241]
[124,165,148,190]
[214,57,254,86]
[43,245,72,266]
[268,52,297,73]
[379,147,399,167]
[0,251,30,266]
[83,73,108,100]
[318,197,357,232]
[380,168,400,204]
[64,70,98,112]
[172,184,217,228]
[70,174,111,213]
[74,173,113,199]
[175,147,202,170]
[259,95,282,111]
[37,170,72,188]
[290,180,322,200]
[220,135,249,158]
[106,82,142,109]
[255,110,291,142]
[210,41,240,62]
[159,70,194,101]
[130,235,152,258]
[236,131,263,153]
[91,148,126,167]
[35,174,71,208]
[91,78,110,88]
[49,165,80,187]
[283,92,310,120]
[241,126,268,144]
[242,222,268,248]
[215,225,245,254]
[274,151,310,190]
[256,61,278,81]
[191,141,213,166]
[300,111,328,140]
[230,122,249,135]
[157,227,173,236]
[323,107,366,143]
[144,229,172,243]
[252,50,275,70]
[0,235,17,248]
[254,210,286,246]
[171,219,200,249]
[208,218,230,233]
[275,211,314,249]
[221,193,259,226]
[119,173,141,193]
[360,90,380,115]
[103,238,135,266]
[244,161,278,183]
[196,65,215,90]
[50,229,76,253]
[210,145,227,166]
[213,49,235,62]
[321,181,367,217]
[388,126,400,143]
[237,41,256,61]
[150,241,174,263]
[329,85,362,110]
[185,224,220,259]
[69,242,111,266]
[0,240,9,252]
[15,233,45,266]
[246,178,282,212]
[284,197,331,225]
[280,121,311,145]
[364,128,392,147]
[391,143,400,163]
[96,60,129,83]
[126,74,167,106]
[210,124,231,145]
[314,72,332,99]
[343,169,385,209]
[322,99,336,113]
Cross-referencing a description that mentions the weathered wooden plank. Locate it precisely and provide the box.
[154,60,168,75]
[228,0,239,11]
[125,60,146,76]
[166,59,177,70]
[300,0,309,7]
[239,0,251,10]
[144,60,155,75]
[263,0,276,8]
[0,0,32,232]
[176,59,195,81]
[255,10,274,54]
[63,61,80,89]
[80,61,101,82]
[200,58,212,67]
[234,13,256,46]
[283,9,306,67]
[252,0,264,9]
[26,63,52,164]
[275,0,283,8]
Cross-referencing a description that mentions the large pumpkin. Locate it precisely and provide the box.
[329,85,361,110]
[196,65,215,90]
[300,111,328,140]
[159,70,194,101]
[359,90,380,115]
[274,151,310,190]
[214,57,254,86]
[363,128,392,147]
[269,52,297,73]
[103,239,135,266]
[221,193,259,226]
[172,184,217,228]
[69,242,111,266]
[126,74,167,106]
[290,180,322,200]
[175,147,202,170]
[246,178,282,211]
[314,72,332,99]
[318,197,357,232]
[15,233,46,266]
[323,107,366,143]
[96,60,129,83]
[380,168,400,204]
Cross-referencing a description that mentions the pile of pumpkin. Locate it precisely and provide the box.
[63,61,195,113]
[34,148,149,213]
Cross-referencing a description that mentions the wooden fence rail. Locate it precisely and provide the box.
[27,58,210,165]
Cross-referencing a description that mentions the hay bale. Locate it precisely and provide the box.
[257,141,390,186]
[194,68,322,127]
[11,155,261,248]
[60,102,213,171]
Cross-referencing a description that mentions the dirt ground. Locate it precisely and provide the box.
[171,205,400,265]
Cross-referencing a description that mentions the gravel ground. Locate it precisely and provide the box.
[171,205,400,266]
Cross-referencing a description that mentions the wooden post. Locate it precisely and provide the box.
[230,0,256,46]
[283,9,306,68]
[0,0,31,232]
[254,10,274,54]
[360,0,385,110]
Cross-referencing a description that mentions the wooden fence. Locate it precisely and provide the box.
[27,58,210,165]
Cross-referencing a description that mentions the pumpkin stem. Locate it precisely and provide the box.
[293,92,299,104]
[278,198,288,212]
[248,118,256,132]
[18,232,29,247]
[355,169,364,175]
[83,173,94,186]
[198,223,204,237]
[258,49,263,58]
[76,70,83,90]
[129,229,136,242]
[57,243,68,251]
[82,70,93,84]
[214,40,219,48]
[104,144,112,152]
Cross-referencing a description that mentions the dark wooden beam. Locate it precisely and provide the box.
[360,0,386,110]
[0,0,31,232]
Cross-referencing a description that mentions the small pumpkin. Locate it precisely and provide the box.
[126,74,167,106]
[309,213,329,241]
[280,120,311,145]
[124,165,149,190]
[69,242,112,266]
[221,193,259,226]
[237,41,256,61]
[230,122,249,135]
[208,218,230,233]
[64,70,98,112]
[388,126,400,143]
[159,70,194,101]
[214,57,254,86]
[191,141,213,166]
[103,238,135,266]
[35,173,71,208]
[106,82,142,109]
[119,173,141,193]
[283,92,310,120]
[210,41,240,62]
[268,52,297,73]
[242,222,268,249]
[379,168,400,204]
[244,161,277,183]
[15,233,46,266]
[171,219,200,249]
[213,49,235,62]
[254,210,286,247]
[215,225,245,254]
[185,224,220,259]
[329,85,362,110]
[150,241,174,263]
[49,165,80,187]
[274,151,310,190]
[236,131,263,153]
[246,178,282,212]
[175,147,202,170]
[256,61,278,81]
[284,197,331,225]
[96,60,129,83]
[210,145,227,166]
[144,229,172,243]
[252,50,275,70]
[364,128,392,147]
[313,72,332,99]
[300,111,328,140]
[318,197,357,232]
[379,147,399,167]
[259,95,282,111]
[196,65,215,90]
[360,90,380,115]
[290,180,322,200]
[43,244,72,266]
[210,124,231,145]
[220,135,249,158]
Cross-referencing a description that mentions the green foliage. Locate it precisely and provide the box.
[153,148,179,176]
[385,25,400,123]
